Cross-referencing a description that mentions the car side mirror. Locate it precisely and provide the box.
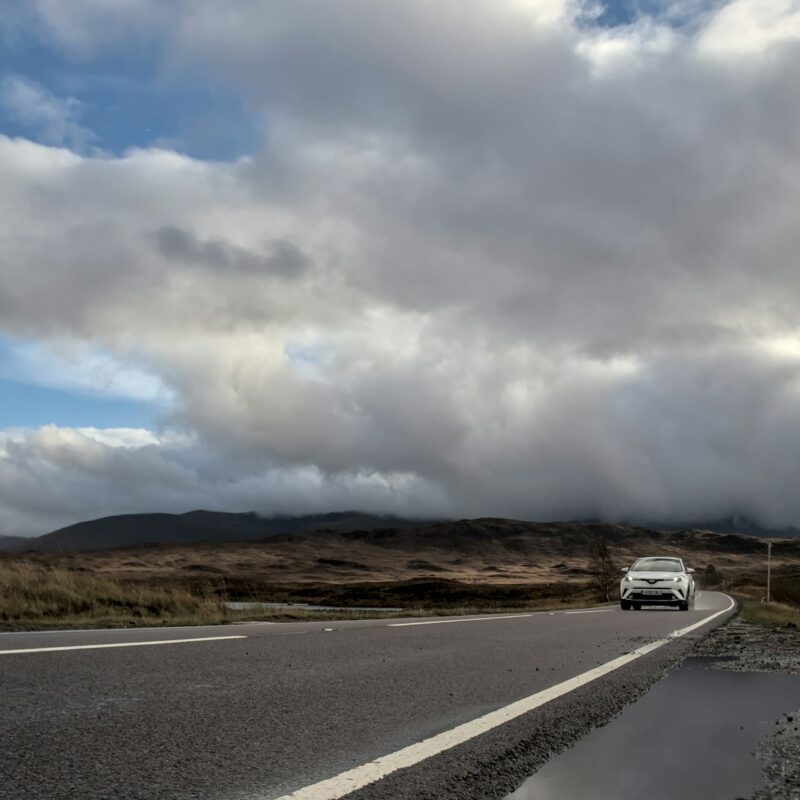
[620,567,629,573]
[686,568,695,574]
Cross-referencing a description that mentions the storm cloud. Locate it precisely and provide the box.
[2,0,800,535]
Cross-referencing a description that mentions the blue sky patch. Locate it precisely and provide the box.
[0,377,158,429]
[0,32,261,160]
[0,335,170,431]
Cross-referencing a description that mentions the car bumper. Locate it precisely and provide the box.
[621,587,687,604]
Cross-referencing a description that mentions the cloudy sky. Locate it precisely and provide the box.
[1,0,800,537]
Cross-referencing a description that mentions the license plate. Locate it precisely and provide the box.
[641,589,663,595]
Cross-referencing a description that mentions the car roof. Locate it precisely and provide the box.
[635,556,681,560]
[631,556,684,566]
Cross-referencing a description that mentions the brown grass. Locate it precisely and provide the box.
[0,562,606,630]
[735,595,800,628]
[10,528,796,589]
[0,563,233,629]
[3,538,797,631]
[727,573,800,628]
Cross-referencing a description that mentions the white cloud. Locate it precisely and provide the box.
[697,0,800,58]
[2,1,800,535]
[0,425,450,536]
[0,75,95,150]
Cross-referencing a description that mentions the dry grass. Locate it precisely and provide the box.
[735,595,800,628]
[0,562,604,630]
[730,574,800,628]
[11,526,797,589]
[0,563,232,629]
[3,542,796,631]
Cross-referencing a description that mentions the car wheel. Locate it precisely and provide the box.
[632,603,641,610]
[678,600,689,611]
[621,600,631,610]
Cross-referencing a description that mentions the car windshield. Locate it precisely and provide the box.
[631,558,682,573]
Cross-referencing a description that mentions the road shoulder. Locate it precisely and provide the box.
[346,623,725,800]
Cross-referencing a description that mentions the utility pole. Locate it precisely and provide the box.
[766,541,772,603]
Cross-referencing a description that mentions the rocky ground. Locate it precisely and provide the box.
[693,618,800,800]
[753,711,800,800]
[693,619,800,673]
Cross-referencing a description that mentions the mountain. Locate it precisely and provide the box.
[13,509,800,555]
[21,510,436,552]
[684,516,800,538]
[0,535,27,553]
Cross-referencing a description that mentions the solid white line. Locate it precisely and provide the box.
[0,635,247,655]
[272,595,735,800]
[388,613,535,627]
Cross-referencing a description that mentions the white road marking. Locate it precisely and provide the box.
[390,605,616,626]
[0,635,247,655]
[563,608,614,615]
[273,595,735,800]
[0,622,260,636]
[388,613,536,627]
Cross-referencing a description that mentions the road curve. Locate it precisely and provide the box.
[0,592,734,800]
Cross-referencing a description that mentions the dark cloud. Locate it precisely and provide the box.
[153,226,310,278]
[2,1,800,534]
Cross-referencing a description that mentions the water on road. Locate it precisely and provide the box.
[506,657,800,800]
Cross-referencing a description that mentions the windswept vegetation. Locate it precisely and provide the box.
[2,527,798,630]
[728,573,800,628]
[735,596,800,629]
[0,564,233,629]
[236,577,588,609]
[0,563,601,630]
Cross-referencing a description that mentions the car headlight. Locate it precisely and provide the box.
[673,576,684,582]
[623,575,633,582]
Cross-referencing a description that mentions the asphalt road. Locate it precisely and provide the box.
[0,592,734,800]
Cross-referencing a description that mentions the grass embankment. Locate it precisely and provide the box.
[735,596,800,628]
[730,575,800,628]
[0,563,598,630]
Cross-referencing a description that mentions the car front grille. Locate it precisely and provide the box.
[629,591,676,601]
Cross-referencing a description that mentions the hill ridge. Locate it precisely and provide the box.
[5,510,436,552]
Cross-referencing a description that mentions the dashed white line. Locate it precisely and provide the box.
[390,606,617,626]
[272,596,735,800]
[0,621,276,636]
[564,608,615,615]
[0,635,247,655]
[387,613,536,627]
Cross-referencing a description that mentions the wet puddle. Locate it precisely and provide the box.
[506,657,800,800]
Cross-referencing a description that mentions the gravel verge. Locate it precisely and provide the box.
[752,710,800,800]
[692,618,800,673]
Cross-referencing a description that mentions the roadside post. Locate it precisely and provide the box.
[766,541,772,603]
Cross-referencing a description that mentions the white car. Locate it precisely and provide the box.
[620,556,696,611]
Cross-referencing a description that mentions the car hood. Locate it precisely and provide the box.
[626,571,685,580]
